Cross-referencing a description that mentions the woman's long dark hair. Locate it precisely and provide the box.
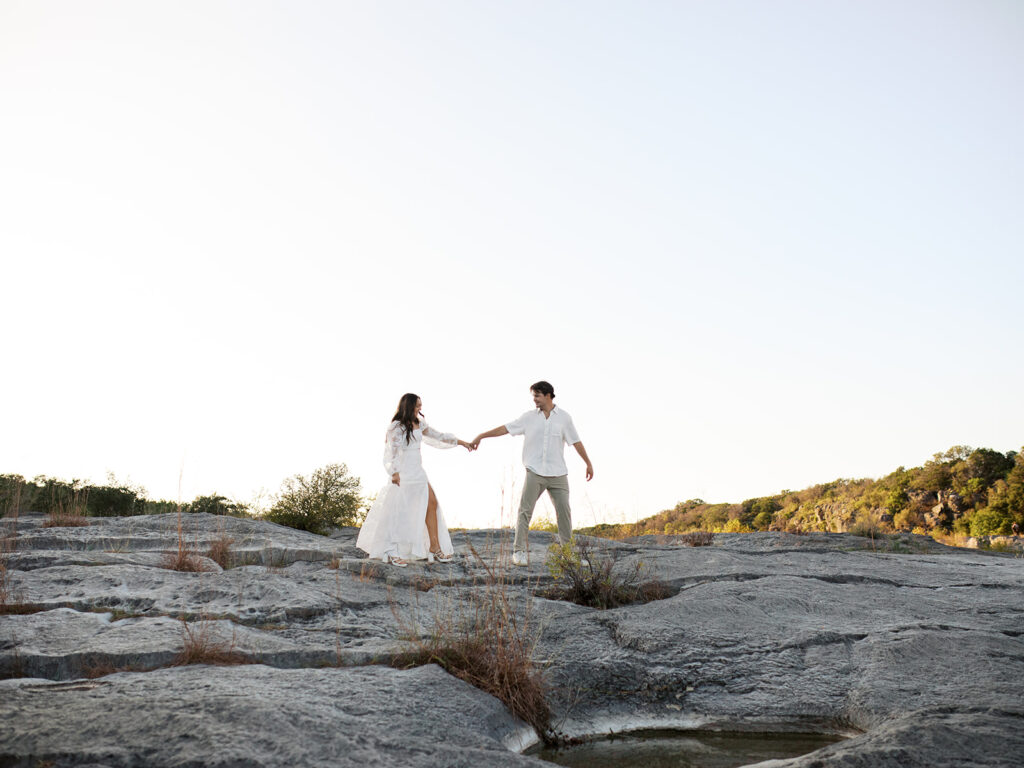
[392,393,420,444]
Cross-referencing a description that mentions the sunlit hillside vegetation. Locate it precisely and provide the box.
[585,446,1023,541]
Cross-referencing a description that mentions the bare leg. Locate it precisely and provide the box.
[425,484,441,553]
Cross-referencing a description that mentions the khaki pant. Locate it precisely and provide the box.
[514,470,572,553]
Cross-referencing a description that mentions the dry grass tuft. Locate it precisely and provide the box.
[161,499,213,572]
[42,484,90,528]
[0,539,14,612]
[327,557,341,570]
[42,505,90,528]
[0,601,44,616]
[677,531,714,547]
[412,576,439,593]
[391,537,551,742]
[263,550,290,573]
[175,618,252,667]
[206,535,234,569]
[358,561,385,581]
[160,548,212,573]
[0,533,40,615]
[42,514,90,528]
[541,538,675,609]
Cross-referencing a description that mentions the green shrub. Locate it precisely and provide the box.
[86,485,143,517]
[968,506,1013,537]
[188,494,248,517]
[849,511,884,538]
[142,500,180,515]
[263,463,364,535]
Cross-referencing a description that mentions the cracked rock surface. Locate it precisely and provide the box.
[2,513,1023,767]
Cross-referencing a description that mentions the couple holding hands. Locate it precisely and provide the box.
[356,381,594,567]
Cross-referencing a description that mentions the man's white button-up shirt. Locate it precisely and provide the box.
[505,406,581,477]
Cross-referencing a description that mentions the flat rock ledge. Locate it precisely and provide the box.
[2,512,1023,767]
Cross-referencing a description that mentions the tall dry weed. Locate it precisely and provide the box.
[0,535,17,614]
[0,514,36,615]
[391,535,551,741]
[175,617,251,667]
[42,485,89,528]
[206,534,234,569]
[161,494,211,572]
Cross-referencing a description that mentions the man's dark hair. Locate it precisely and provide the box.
[530,380,555,398]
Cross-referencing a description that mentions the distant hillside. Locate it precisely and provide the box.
[584,445,1023,540]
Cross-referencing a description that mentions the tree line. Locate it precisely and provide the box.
[0,464,365,536]
[584,445,1023,540]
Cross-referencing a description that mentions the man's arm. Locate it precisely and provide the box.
[471,425,508,449]
[573,442,594,481]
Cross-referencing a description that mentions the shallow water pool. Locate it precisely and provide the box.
[529,729,845,768]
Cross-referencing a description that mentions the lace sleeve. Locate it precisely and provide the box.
[383,422,406,474]
[422,421,458,449]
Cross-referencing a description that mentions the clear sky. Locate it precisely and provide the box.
[2,1,1022,529]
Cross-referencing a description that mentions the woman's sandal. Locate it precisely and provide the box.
[386,554,408,568]
[431,550,453,564]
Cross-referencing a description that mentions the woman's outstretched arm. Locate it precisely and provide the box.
[422,423,475,451]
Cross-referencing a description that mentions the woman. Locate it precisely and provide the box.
[356,393,473,566]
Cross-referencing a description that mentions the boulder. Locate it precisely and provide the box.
[0,665,536,767]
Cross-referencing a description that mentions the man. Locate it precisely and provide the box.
[472,381,594,566]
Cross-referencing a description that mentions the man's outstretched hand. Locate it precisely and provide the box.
[471,426,508,451]
[585,464,594,481]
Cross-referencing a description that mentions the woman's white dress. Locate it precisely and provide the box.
[356,419,457,562]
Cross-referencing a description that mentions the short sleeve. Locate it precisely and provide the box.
[562,414,581,445]
[505,412,529,436]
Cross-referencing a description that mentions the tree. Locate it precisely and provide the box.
[263,464,364,535]
[740,497,780,529]
[919,454,952,492]
[880,467,912,516]
[0,474,32,516]
[189,494,248,517]
[951,448,1014,504]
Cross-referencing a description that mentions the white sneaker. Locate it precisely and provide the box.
[512,551,528,567]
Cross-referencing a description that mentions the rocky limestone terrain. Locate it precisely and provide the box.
[2,512,1023,767]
